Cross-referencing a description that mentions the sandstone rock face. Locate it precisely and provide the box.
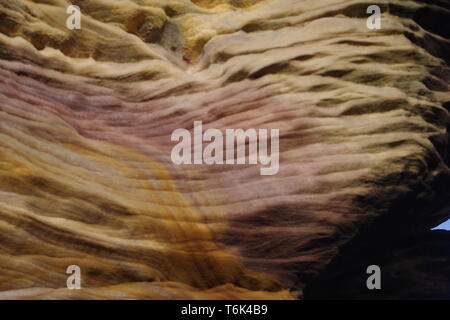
[0,0,449,299]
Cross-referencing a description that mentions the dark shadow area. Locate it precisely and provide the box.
[303,230,450,299]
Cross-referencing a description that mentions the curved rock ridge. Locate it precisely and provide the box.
[0,0,449,299]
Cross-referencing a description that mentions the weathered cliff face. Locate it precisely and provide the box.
[0,0,448,299]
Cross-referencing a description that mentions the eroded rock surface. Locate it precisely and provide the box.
[0,0,449,299]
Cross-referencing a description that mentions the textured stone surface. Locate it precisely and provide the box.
[0,0,449,299]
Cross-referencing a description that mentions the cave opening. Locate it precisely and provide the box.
[432,219,450,230]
